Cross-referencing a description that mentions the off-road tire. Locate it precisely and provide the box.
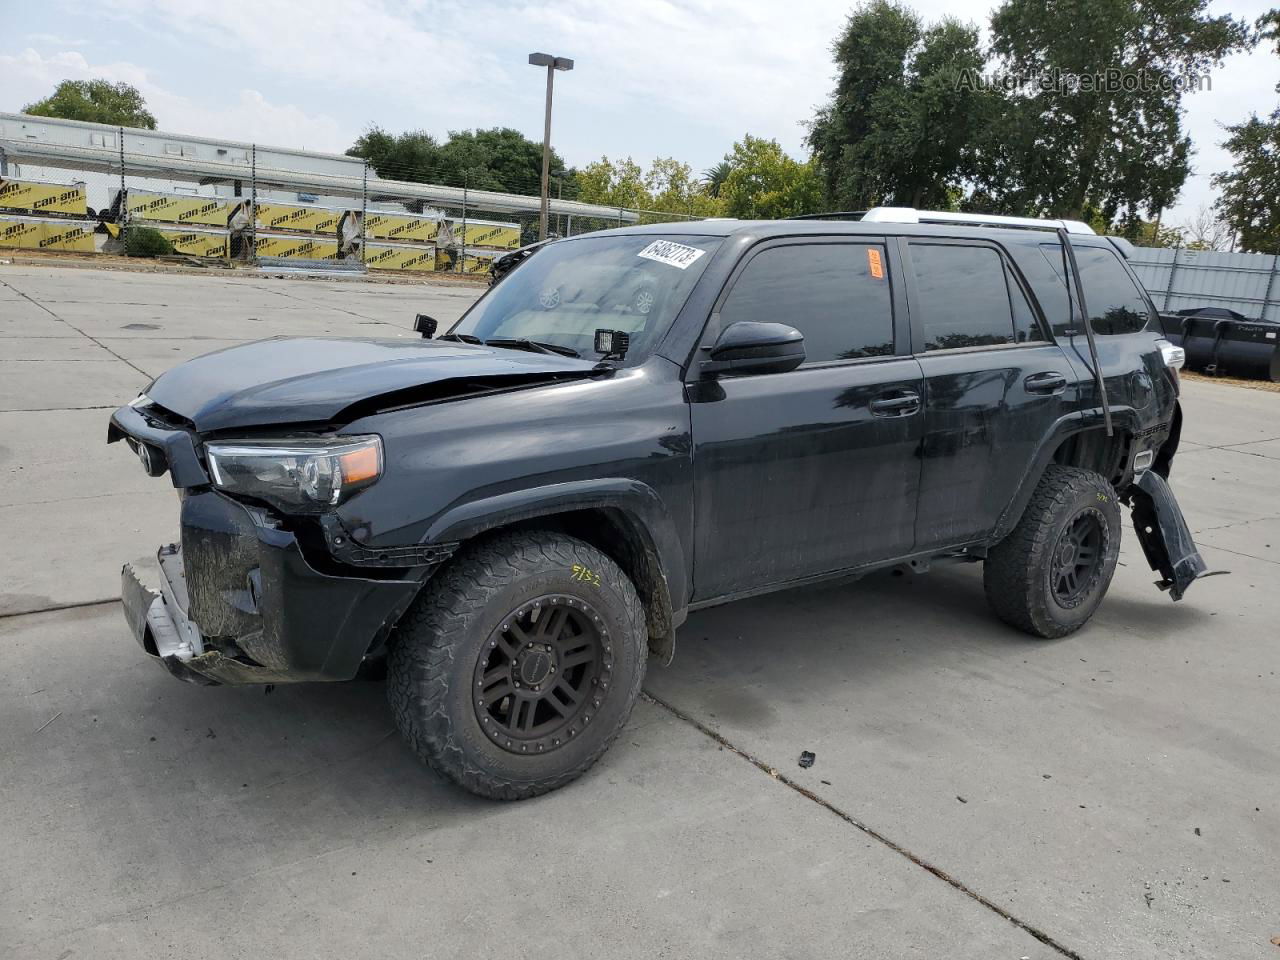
[387,530,647,800]
[984,465,1122,639]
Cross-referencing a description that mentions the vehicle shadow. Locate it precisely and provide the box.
[645,560,1212,730]
[76,560,1212,857]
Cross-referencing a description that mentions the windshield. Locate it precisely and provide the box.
[448,234,722,361]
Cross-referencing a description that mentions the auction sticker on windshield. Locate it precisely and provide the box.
[637,239,707,270]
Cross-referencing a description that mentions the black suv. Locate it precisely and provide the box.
[110,210,1208,799]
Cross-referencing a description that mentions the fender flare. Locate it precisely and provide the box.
[423,477,689,650]
[990,406,1140,543]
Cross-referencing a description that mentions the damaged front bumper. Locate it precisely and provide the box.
[122,490,430,685]
[1128,470,1215,601]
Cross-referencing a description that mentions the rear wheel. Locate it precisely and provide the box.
[983,465,1121,638]
[387,530,647,800]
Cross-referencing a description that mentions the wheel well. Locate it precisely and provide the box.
[1051,427,1131,488]
[467,508,676,660]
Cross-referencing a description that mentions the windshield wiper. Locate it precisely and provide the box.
[437,333,484,345]
[484,338,580,358]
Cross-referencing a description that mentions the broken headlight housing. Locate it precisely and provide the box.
[205,436,383,511]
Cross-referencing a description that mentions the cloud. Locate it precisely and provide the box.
[23,33,89,48]
[0,46,346,152]
[6,0,1277,222]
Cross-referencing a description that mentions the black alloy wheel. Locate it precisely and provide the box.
[1050,510,1106,606]
[473,595,611,755]
[386,530,647,799]
[983,465,1122,638]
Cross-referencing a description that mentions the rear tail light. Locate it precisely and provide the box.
[1155,338,1185,370]
[1155,337,1183,391]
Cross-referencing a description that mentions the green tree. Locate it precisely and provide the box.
[348,127,441,181]
[23,79,156,129]
[1213,112,1280,253]
[987,0,1250,225]
[575,156,651,210]
[1210,9,1280,253]
[436,128,567,195]
[575,156,725,220]
[719,135,822,219]
[647,157,726,218]
[702,161,733,198]
[348,126,564,195]
[808,2,989,209]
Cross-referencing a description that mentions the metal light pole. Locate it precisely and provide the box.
[528,52,573,242]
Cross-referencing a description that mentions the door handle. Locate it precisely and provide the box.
[1024,371,1068,394]
[870,391,921,417]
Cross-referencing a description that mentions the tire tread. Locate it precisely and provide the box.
[387,531,646,800]
[984,465,1119,639]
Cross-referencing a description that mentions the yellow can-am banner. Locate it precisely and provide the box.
[0,178,88,216]
[452,219,521,250]
[364,242,437,272]
[0,215,95,252]
[363,212,440,243]
[254,202,342,235]
[435,247,498,274]
[156,227,228,259]
[125,190,229,227]
[254,233,340,261]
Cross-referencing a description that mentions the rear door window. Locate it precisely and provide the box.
[718,243,894,363]
[1038,243,1151,336]
[909,243,1028,351]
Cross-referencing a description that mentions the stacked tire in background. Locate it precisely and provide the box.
[1156,308,1280,382]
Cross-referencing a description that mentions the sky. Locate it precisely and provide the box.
[2,0,1277,227]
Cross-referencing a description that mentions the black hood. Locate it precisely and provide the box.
[143,336,597,433]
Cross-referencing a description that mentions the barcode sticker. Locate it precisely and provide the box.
[637,239,706,270]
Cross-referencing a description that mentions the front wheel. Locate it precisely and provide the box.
[387,531,647,800]
[983,465,1122,638]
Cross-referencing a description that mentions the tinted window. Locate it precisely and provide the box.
[1038,243,1151,336]
[719,243,894,363]
[910,244,1017,351]
[1010,279,1046,344]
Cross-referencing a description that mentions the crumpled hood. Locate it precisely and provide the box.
[143,336,597,433]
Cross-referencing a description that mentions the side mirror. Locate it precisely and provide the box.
[414,314,438,339]
[701,321,805,376]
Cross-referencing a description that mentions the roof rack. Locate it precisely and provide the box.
[787,211,868,221]
[861,206,1096,235]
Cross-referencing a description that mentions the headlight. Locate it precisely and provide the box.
[205,435,382,510]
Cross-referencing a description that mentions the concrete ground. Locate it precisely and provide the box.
[1,262,1277,959]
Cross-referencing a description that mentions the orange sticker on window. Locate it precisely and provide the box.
[867,247,884,279]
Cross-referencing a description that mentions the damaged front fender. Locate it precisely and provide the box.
[1128,470,1218,601]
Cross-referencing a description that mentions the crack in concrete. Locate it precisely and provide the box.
[642,689,1086,960]
[0,597,119,621]
[0,405,117,413]
[0,278,152,379]
[1194,513,1280,534]
[1194,539,1280,566]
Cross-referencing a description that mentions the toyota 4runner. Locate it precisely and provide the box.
[109,208,1209,799]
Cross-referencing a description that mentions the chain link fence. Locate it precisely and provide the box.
[0,117,703,280]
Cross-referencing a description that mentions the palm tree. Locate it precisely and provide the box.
[702,161,733,198]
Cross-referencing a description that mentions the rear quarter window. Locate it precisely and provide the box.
[1036,243,1152,337]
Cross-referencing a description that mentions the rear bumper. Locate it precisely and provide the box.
[122,490,428,685]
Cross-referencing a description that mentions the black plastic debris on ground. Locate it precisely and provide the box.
[798,751,815,769]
